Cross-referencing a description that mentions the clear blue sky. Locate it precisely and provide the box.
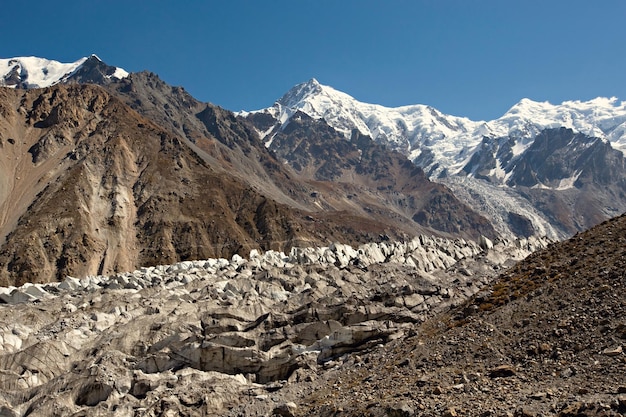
[3,1,625,120]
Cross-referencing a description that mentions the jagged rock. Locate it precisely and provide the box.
[388,402,415,416]
[489,365,516,378]
[603,346,623,356]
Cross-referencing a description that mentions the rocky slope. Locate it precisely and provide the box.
[292,213,626,417]
[0,234,550,416]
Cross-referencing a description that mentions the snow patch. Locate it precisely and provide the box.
[555,172,582,190]
[111,67,129,79]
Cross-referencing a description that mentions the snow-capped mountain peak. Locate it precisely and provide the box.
[0,55,128,89]
[246,80,626,178]
[494,96,626,152]
[243,80,626,241]
[277,78,323,108]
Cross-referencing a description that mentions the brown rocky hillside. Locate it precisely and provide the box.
[292,213,626,416]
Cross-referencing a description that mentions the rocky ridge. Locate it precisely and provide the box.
[0,234,549,416]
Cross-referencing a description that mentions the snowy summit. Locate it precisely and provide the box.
[0,55,128,89]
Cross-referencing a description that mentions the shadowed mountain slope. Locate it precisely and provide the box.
[457,127,626,235]
[267,111,496,239]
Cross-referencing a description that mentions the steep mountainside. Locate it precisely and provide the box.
[100,70,495,240]
[244,79,626,239]
[267,111,495,238]
[103,71,312,208]
[452,127,626,236]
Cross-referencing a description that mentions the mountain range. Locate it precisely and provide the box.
[0,56,493,285]
[1,55,625,284]
[242,79,626,239]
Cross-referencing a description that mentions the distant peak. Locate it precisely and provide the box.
[277,78,325,107]
[0,55,128,89]
[514,98,547,107]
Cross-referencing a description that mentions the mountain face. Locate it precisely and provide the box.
[0,85,310,285]
[0,84,430,286]
[101,70,494,240]
[266,111,495,238]
[244,80,626,239]
[454,127,626,235]
[0,57,497,285]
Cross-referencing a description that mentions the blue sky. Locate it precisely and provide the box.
[3,1,625,120]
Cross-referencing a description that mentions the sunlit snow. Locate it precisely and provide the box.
[0,56,129,88]
[0,56,86,88]
[555,171,582,190]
